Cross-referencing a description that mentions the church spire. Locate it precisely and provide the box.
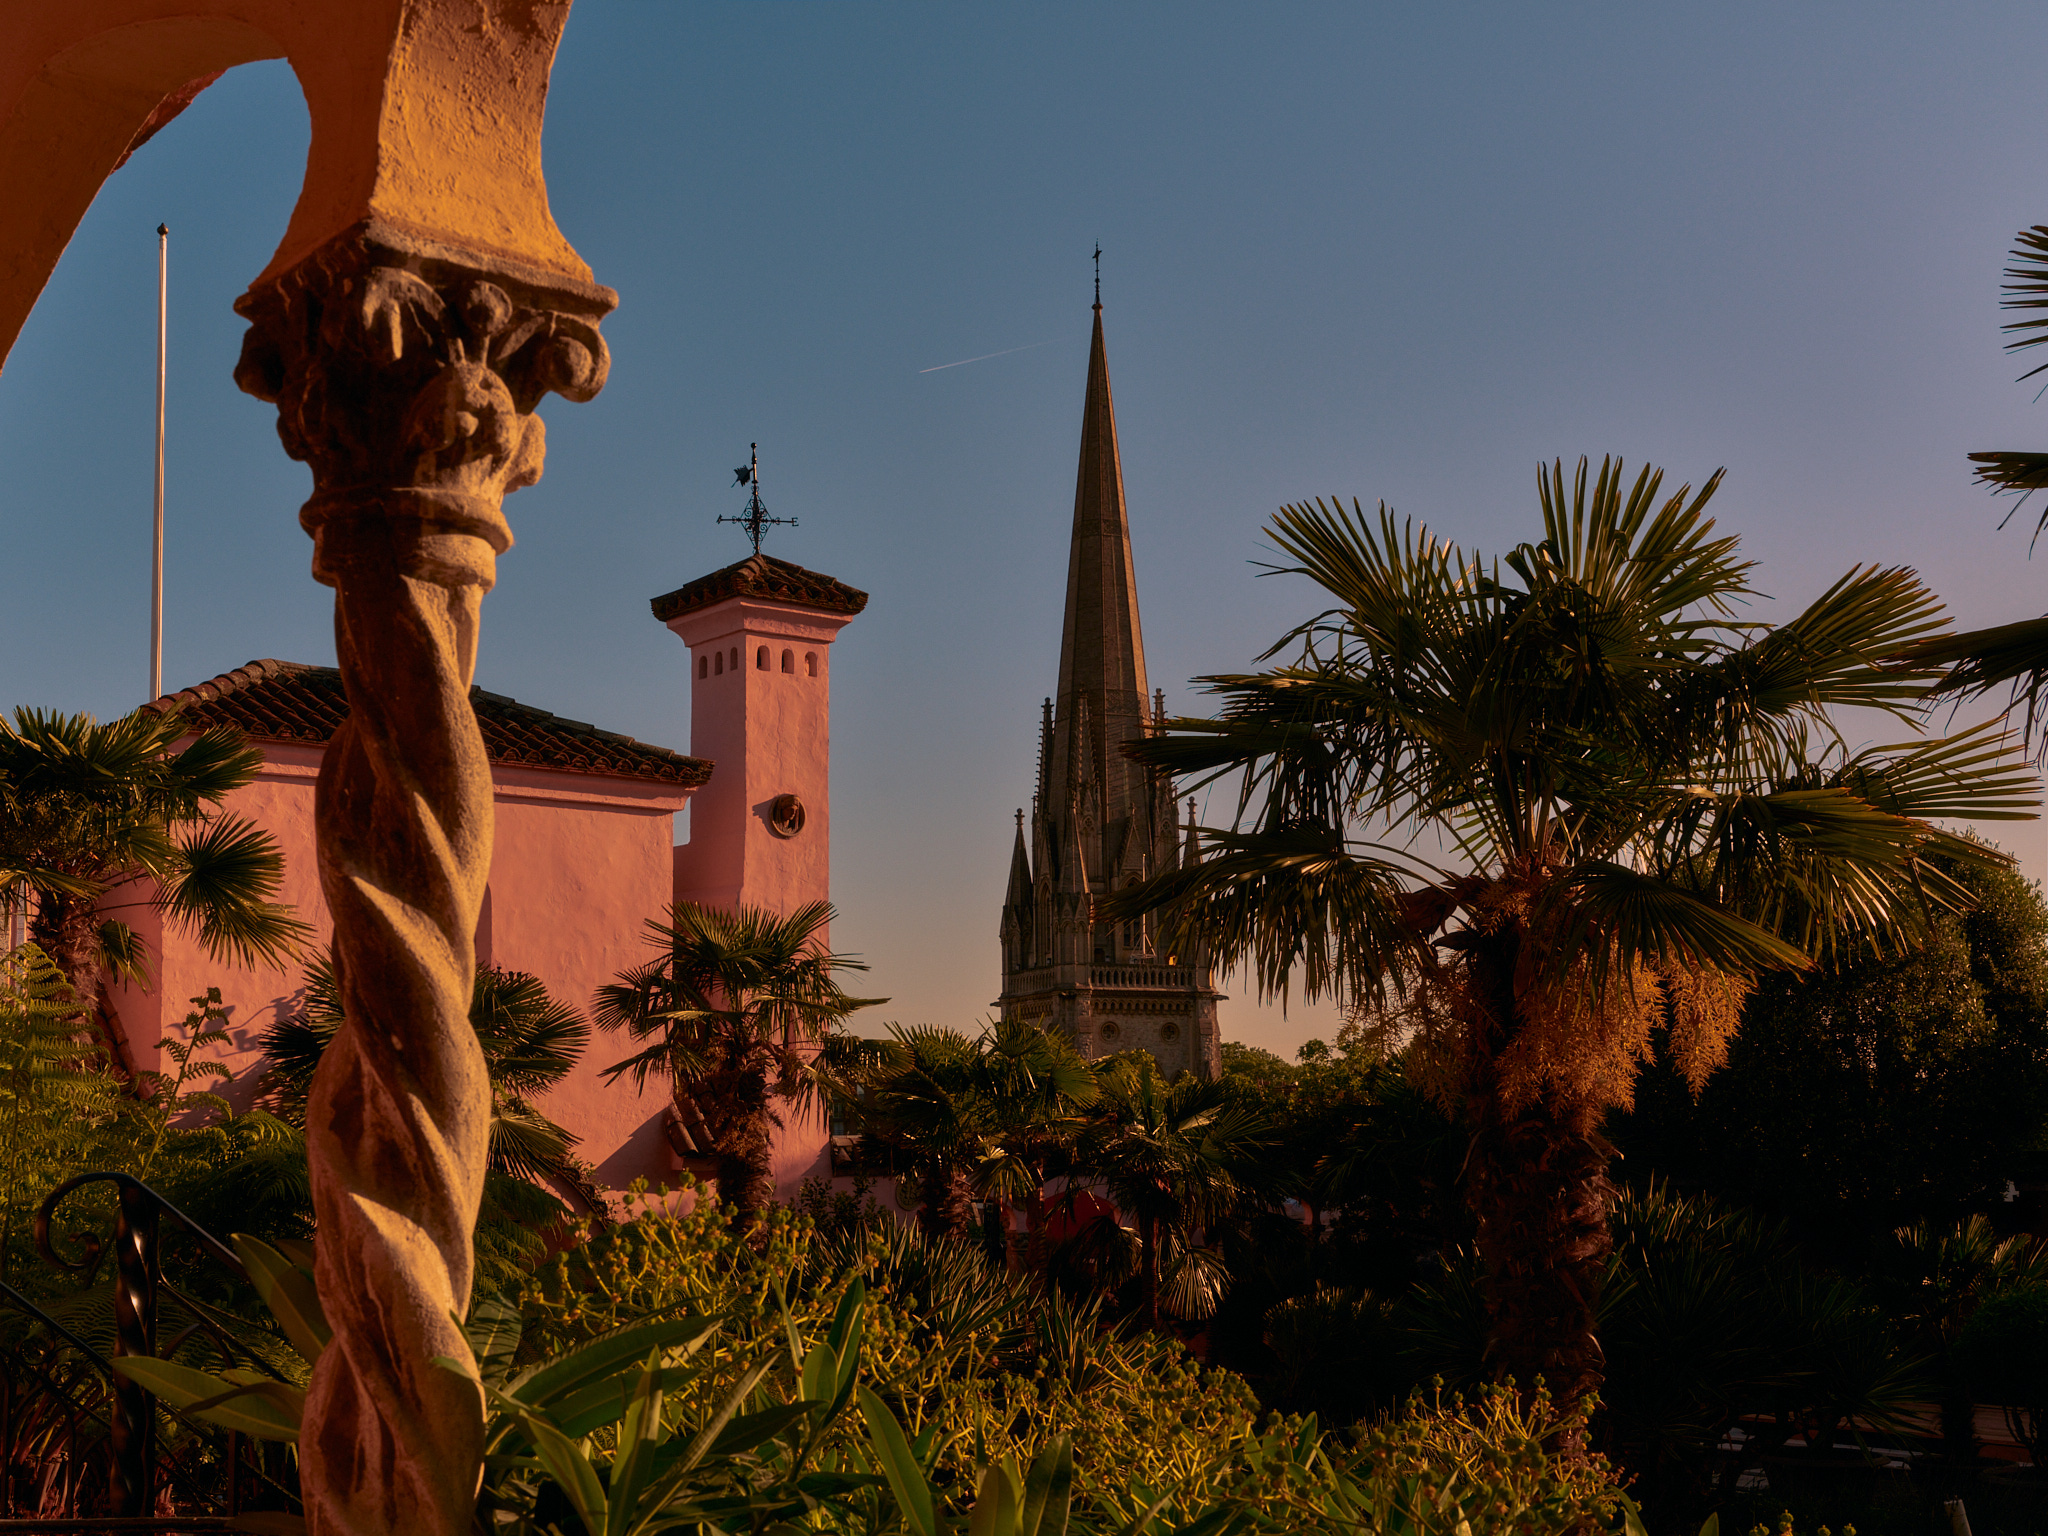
[1048,301,1150,837]
[996,291,1223,1078]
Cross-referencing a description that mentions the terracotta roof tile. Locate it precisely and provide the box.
[650,554,868,623]
[144,660,711,788]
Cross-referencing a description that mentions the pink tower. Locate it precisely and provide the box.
[650,553,868,1194]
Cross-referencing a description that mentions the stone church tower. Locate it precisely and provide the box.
[997,302,1224,1078]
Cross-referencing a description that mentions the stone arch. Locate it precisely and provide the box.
[0,0,602,377]
[0,9,616,1528]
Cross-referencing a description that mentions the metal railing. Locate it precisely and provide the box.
[0,1173,301,1526]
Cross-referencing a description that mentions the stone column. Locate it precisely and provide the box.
[234,224,611,1536]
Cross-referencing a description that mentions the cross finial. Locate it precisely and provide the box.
[1093,244,1101,309]
[717,442,798,556]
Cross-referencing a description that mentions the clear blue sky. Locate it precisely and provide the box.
[4,3,2046,1056]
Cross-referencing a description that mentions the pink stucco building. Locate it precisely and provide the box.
[110,553,866,1208]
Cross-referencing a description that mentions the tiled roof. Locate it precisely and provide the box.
[650,554,868,623]
[144,660,711,788]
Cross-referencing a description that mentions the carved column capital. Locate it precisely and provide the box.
[234,222,613,1536]
[233,221,615,588]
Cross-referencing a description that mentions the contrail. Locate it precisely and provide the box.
[918,340,1053,374]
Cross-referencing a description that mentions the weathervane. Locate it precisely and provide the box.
[1093,243,1101,307]
[719,442,797,557]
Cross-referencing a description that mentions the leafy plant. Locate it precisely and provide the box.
[261,956,595,1294]
[1953,1280,2048,1465]
[1107,457,2037,1405]
[1070,1055,1268,1329]
[0,942,118,1277]
[106,1230,322,1439]
[0,707,307,1032]
[594,901,883,1220]
[844,1024,986,1242]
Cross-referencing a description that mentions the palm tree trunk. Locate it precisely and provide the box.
[1140,1210,1160,1331]
[1462,929,1612,1411]
[917,1160,971,1242]
[1002,1200,1025,1274]
[30,892,132,1076]
[1465,1086,1613,1409]
[1025,1187,1047,1277]
[716,1072,776,1222]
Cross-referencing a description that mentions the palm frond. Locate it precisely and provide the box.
[1558,863,1808,976]
[167,816,310,971]
[1104,827,1422,1009]
[1996,225,2048,375]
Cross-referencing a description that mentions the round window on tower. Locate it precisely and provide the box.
[1160,1022,1180,1042]
[768,794,806,838]
[1099,1020,1119,1042]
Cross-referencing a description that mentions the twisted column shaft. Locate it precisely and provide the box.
[236,228,610,1536]
[303,519,497,1536]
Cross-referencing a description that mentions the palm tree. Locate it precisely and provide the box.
[593,900,883,1221]
[1108,458,2038,1402]
[0,708,307,1054]
[263,954,589,1184]
[843,1024,984,1242]
[1071,1057,1267,1330]
[970,1015,1097,1276]
[263,955,596,1292]
[1924,224,2048,742]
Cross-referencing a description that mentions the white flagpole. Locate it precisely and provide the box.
[150,222,167,703]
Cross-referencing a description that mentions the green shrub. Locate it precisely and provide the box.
[519,1183,1270,1523]
[1953,1280,2048,1464]
[148,1213,1647,1536]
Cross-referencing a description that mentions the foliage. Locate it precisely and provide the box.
[1611,848,2048,1254]
[1308,1384,1634,1536]
[968,1015,1100,1276]
[796,1171,890,1241]
[1379,1186,1944,1533]
[1259,1282,1406,1428]
[518,1184,1272,1524]
[109,1231,325,1444]
[0,943,120,1278]
[261,955,594,1297]
[1068,1055,1268,1329]
[594,901,882,1219]
[1596,1187,1933,1525]
[22,1120,1657,1536]
[1203,1036,1465,1420]
[0,707,307,1019]
[1926,221,2048,754]
[1108,456,2038,1398]
[264,954,590,1184]
[1953,1282,2048,1465]
[842,1024,984,1241]
[0,948,305,1308]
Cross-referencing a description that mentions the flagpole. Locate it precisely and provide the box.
[150,223,166,703]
